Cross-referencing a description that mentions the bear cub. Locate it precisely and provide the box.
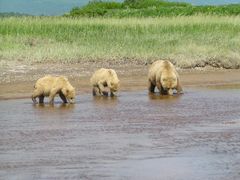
[32,75,75,104]
[90,68,120,96]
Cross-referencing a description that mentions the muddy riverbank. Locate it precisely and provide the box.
[1,62,240,100]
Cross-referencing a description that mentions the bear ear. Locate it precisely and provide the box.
[108,70,113,75]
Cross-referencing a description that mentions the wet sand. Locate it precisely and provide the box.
[1,88,240,179]
[1,64,240,100]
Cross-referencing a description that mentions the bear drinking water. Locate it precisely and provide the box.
[90,68,120,96]
[148,60,183,95]
[32,75,75,104]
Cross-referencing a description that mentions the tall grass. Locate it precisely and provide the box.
[1,16,240,68]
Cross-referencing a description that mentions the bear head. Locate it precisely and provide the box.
[108,69,120,92]
[63,87,76,104]
[109,80,119,92]
[160,71,177,95]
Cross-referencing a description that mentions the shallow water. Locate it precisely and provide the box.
[0,88,240,180]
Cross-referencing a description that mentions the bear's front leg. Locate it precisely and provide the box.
[175,76,183,94]
[92,86,101,96]
[156,81,162,94]
[110,91,115,97]
[148,80,155,93]
[39,95,45,104]
[59,91,68,103]
[176,81,183,94]
[48,96,55,104]
[160,86,168,95]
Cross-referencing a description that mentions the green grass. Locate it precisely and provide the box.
[67,0,240,17]
[1,16,240,68]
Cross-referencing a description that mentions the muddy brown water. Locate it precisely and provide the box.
[0,88,240,180]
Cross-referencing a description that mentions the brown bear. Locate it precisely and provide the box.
[148,60,183,95]
[90,68,120,96]
[32,75,76,104]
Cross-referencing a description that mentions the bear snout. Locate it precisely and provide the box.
[68,98,75,104]
[168,89,174,95]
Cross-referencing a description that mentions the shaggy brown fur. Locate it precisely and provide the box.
[148,60,183,95]
[90,68,120,96]
[32,75,75,104]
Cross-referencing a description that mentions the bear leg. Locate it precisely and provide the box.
[49,88,59,104]
[160,86,168,95]
[110,91,115,97]
[156,81,162,93]
[93,87,100,96]
[39,95,45,104]
[176,80,183,94]
[148,80,155,93]
[102,91,109,96]
[59,91,68,103]
[97,83,106,96]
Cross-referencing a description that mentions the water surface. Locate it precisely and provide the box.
[0,88,240,179]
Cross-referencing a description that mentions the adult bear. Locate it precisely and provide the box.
[148,60,183,95]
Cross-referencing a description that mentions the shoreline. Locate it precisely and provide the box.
[1,62,240,100]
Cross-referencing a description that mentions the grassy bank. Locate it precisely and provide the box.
[1,16,240,68]
[68,0,240,17]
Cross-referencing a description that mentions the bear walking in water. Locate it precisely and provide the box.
[148,60,183,95]
[90,68,120,96]
[32,75,75,104]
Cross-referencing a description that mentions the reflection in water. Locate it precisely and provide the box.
[32,103,76,114]
[33,102,75,109]
[1,89,240,179]
[148,92,183,100]
[92,95,119,107]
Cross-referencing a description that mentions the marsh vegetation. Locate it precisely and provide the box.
[1,15,240,68]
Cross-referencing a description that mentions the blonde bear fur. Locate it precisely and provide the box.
[32,75,75,104]
[148,60,183,95]
[90,68,120,96]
